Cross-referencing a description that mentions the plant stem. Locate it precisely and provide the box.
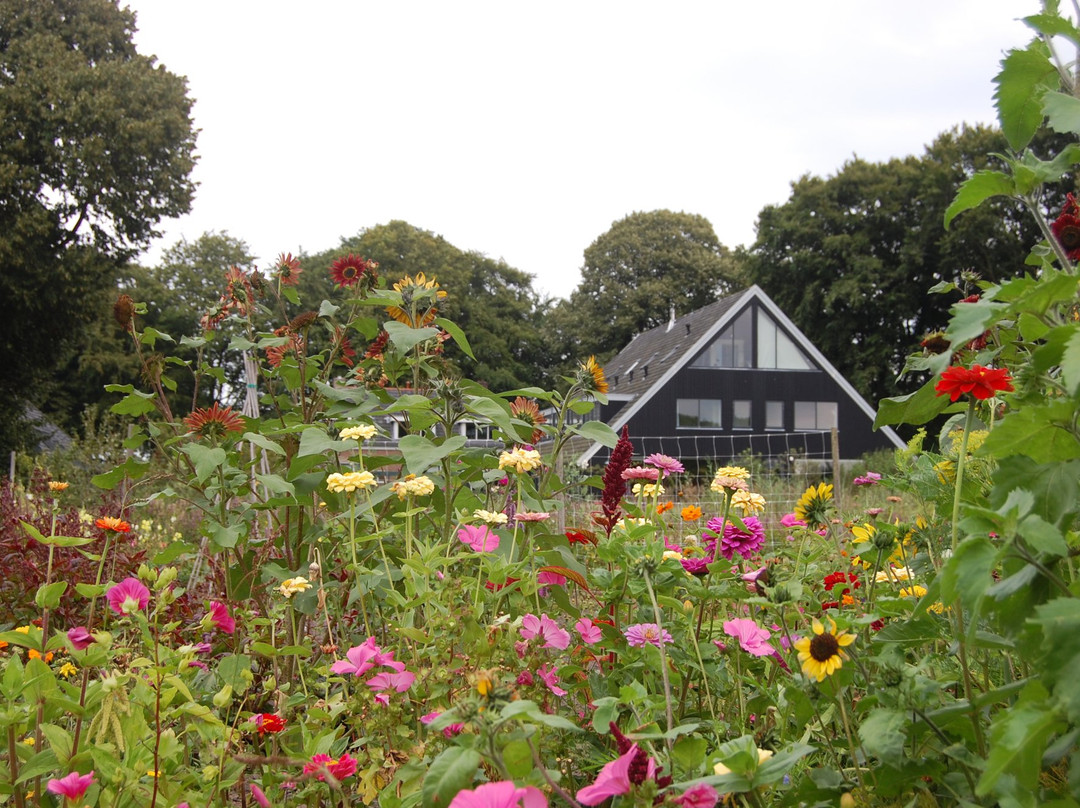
[642,568,675,752]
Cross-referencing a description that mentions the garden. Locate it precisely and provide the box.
[3,8,1080,808]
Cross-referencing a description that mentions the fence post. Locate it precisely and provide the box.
[830,428,842,512]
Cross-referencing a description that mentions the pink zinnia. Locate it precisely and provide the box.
[330,637,400,677]
[644,453,684,476]
[303,753,357,781]
[67,626,94,650]
[624,623,673,648]
[853,471,882,486]
[621,466,660,481]
[706,516,765,560]
[514,511,551,522]
[779,513,807,528]
[47,770,95,803]
[106,577,150,615]
[447,780,548,808]
[575,617,602,645]
[536,570,566,588]
[250,783,271,808]
[458,524,500,553]
[520,613,571,650]
[674,782,720,808]
[723,618,775,657]
[208,601,236,634]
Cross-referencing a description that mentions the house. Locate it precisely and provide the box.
[573,285,904,469]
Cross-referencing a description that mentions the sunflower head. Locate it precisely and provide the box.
[330,254,379,291]
[793,482,834,528]
[184,403,246,441]
[579,356,609,394]
[510,396,547,443]
[794,617,855,682]
[386,273,447,327]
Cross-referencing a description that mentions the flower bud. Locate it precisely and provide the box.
[213,684,233,709]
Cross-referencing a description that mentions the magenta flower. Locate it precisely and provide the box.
[674,782,720,808]
[621,465,660,481]
[536,663,567,697]
[575,617,602,645]
[208,601,236,634]
[779,512,807,528]
[624,623,673,648]
[106,577,150,615]
[366,669,416,695]
[723,618,775,657]
[706,515,765,560]
[250,783,271,808]
[520,613,571,650]
[47,770,95,803]
[448,780,548,808]
[536,570,566,588]
[577,745,640,805]
[303,753,357,781]
[330,637,398,677]
[458,524,500,553]
[420,711,464,738]
[67,626,94,650]
[853,471,882,486]
[644,453,685,476]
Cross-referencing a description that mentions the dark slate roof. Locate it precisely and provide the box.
[604,288,750,402]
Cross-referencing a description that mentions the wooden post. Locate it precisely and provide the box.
[830,428,842,512]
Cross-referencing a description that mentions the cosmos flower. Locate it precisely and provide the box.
[624,623,673,648]
[681,505,702,521]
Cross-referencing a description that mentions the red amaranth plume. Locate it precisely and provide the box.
[593,426,633,538]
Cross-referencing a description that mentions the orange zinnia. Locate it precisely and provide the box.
[95,516,131,533]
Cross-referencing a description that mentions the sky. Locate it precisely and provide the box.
[124,1,1037,301]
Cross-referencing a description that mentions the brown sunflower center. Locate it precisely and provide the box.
[1060,224,1080,249]
[342,265,358,278]
[809,632,840,662]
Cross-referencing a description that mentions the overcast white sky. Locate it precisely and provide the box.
[125,1,1036,300]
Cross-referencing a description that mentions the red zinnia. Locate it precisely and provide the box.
[254,713,286,734]
[330,254,377,288]
[934,364,1014,402]
[184,402,246,438]
[1052,193,1080,261]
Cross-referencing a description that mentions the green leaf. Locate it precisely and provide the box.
[180,443,228,483]
[980,401,1080,463]
[994,44,1057,152]
[255,473,296,497]
[398,434,466,475]
[940,536,998,613]
[75,583,106,598]
[152,541,195,566]
[241,431,286,456]
[858,708,907,766]
[207,520,242,550]
[216,654,253,696]
[20,522,94,547]
[671,736,708,771]
[384,320,440,353]
[1032,599,1080,723]
[34,581,68,610]
[572,419,619,448]
[109,388,158,416]
[501,738,533,779]
[1023,12,1080,48]
[1062,326,1080,397]
[433,316,475,360]
[945,297,1008,345]
[38,723,73,765]
[421,746,481,808]
[977,682,1063,797]
[296,427,353,458]
[944,171,1016,228]
[874,380,950,428]
[91,455,151,490]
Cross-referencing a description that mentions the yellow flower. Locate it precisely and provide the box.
[48,481,69,492]
[631,482,664,498]
[663,550,684,563]
[794,482,834,527]
[386,272,447,327]
[794,618,855,682]
[899,585,928,599]
[714,746,773,775]
[714,466,751,480]
[580,356,609,394]
[498,446,542,474]
[934,460,956,485]
[391,474,435,499]
[58,661,78,678]
[279,577,312,598]
[326,470,376,493]
[474,509,509,525]
[340,424,377,442]
[14,626,30,634]
[874,566,915,583]
[730,490,766,514]
[22,737,34,746]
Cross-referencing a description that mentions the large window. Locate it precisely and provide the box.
[794,401,838,430]
[691,308,752,368]
[732,400,752,430]
[677,398,722,429]
[757,310,812,369]
[765,400,784,430]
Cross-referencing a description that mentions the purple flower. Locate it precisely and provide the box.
[67,626,94,650]
[448,780,548,808]
[208,601,235,634]
[624,623,673,648]
[520,613,570,650]
[47,771,95,803]
[722,618,775,657]
[707,516,765,560]
[853,471,882,486]
[674,783,720,808]
[643,453,685,476]
[575,617,602,645]
[536,663,567,697]
[458,524,500,553]
[106,577,150,615]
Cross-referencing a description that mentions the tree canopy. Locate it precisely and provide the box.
[744,125,1074,406]
[0,0,197,453]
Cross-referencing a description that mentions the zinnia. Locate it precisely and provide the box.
[303,753,357,781]
[934,364,1014,402]
[458,524,500,553]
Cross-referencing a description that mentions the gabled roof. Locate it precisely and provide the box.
[577,285,904,465]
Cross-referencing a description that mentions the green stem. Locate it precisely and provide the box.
[642,568,675,753]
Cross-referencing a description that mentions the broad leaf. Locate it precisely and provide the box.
[944,171,1015,228]
[399,434,466,475]
[433,316,475,359]
[384,320,440,354]
[874,380,950,428]
[180,443,228,483]
[979,401,1080,463]
[421,747,481,808]
[994,44,1057,152]
[977,682,1063,797]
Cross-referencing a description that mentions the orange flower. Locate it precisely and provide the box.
[184,403,246,439]
[509,396,548,444]
[48,481,69,492]
[934,364,1013,402]
[580,356,608,394]
[0,640,8,651]
[656,501,674,515]
[95,516,131,533]
[681,505,703,522]
[27,649,53,663]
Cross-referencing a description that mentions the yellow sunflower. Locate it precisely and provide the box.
[794,617,855,682]
[793,482,834,528]
[580,356,609,394]
[386,273,447,327]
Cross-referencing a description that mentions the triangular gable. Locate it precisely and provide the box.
[576,285,904,465]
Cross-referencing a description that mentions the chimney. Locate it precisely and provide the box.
[665,303,676,332]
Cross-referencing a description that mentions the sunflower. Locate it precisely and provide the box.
[386,273,447,327]
[510,396,547,443]
[794,482,833,528]
[794,617,855,682]
[274,252,303,286]
[184,403,246,439]
[580,356,608,394]
[330,254,378,289]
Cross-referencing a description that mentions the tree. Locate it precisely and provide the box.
[0,0,197,455]
[301,221,549,390]
[550,210,739,364]
[744,125,1073,407]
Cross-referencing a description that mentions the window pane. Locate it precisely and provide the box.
[732,400,752,429]
[775,327,812,369]
[700,399,722,428]
[730,308,752,368]
[765,400,784,430]
[817,401,838,429]
[677,399,698,427]
[757,310,776,369]
[794,401,816,430]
